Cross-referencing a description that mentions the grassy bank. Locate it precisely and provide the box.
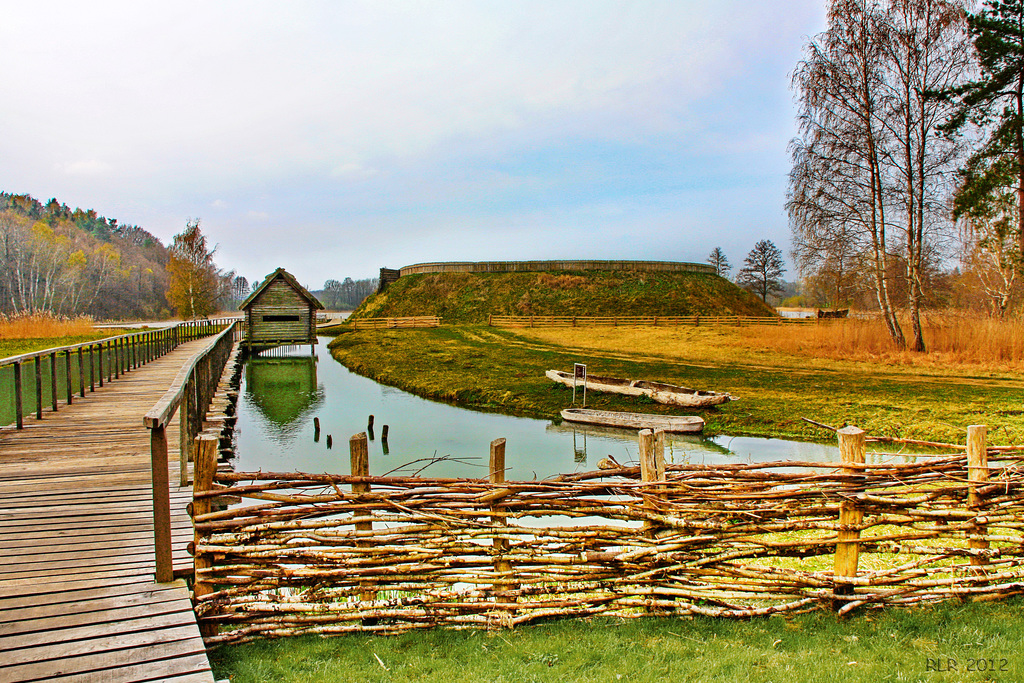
[210,598,1024,682]
[327,324,1024,444]
[351,270,774,323]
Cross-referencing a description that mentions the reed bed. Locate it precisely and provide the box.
[192,439,1024,645]
[0,312,94,339]
[737,312,1024,367]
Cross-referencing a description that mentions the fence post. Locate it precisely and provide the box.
[192,434,219,638]
[350,433,376,610]
[151,424,174,582]
[78,347,85,397]
[639,429,665,539]
[834,425,866,609]
[489,438,514,600]
[967,425,989,572]
[98,342,104,387]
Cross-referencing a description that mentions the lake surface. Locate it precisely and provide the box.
[233,338,905,479]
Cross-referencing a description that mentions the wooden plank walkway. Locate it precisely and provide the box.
[0,339,216,683]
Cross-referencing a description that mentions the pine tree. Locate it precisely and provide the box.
[706,247,732,277]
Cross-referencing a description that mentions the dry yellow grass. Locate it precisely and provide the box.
[739,313,1024,369]
[515,313,1024,372]
[0,312,95,339]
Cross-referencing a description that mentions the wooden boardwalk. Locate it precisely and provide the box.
[0,339,216,683]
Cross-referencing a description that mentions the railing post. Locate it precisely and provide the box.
[114,338,120,379]
[98,342,104,387]
[34,356,42,420]
[151,424,174,582]
[50,352,58,412]
[78,347,85,397]
[64,350,73,405]
[968,425,989,572]
[192,434,219,638]
[13,361,23,429]
[350,433,376,609]
[834,426,866,609]
[180,376,196,488]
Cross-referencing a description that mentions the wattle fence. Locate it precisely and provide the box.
[188,425,1024,645]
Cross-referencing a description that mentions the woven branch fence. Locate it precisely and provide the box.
[190,425,1024,645]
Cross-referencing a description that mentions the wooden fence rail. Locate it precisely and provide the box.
[488,314,821,328]
[144,321,239,582]
[189,423,1024,644]
[343,316,441,329]
[0,318,238,429]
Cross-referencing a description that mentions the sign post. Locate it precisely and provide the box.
[573,363,587,407]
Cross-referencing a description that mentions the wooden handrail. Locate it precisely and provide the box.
[144,321,238,582]
[143,323,236,430]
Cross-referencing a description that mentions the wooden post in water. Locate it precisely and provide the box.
[150,424,173,582]
[192,435,219,638]
[833,426,866,609]
[968,425,990,572]
[13,362,22,429]
[350,433,376,608]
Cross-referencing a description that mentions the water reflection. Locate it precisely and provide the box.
[233,338,926,479]
[243,353,324,443]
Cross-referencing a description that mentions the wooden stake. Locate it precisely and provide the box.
[834,425,865,608]
[968,425,989,572]
[490,438,513,598]
[50,352,58,412]
[34,356,42,420]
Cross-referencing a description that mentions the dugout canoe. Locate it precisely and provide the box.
[545,370,736,407]
[560,408,705,433]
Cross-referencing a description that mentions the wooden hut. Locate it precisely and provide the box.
[240,268,324,354]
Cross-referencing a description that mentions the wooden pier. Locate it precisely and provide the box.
[0,338,216,682]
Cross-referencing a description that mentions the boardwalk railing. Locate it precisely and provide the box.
[488,314,820,328]
[144,321,238,582]
[0,319,236,429]
[190,424,1024,643]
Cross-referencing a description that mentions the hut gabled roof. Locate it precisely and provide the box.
[239,267,325,311]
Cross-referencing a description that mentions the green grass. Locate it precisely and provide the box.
[350,271,774,323]
[210,599,1024,682]
[0,331,132,359]
[326,325,1024,444]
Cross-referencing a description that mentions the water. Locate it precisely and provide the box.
[234,338,899,480]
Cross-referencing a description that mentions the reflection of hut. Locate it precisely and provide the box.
[240,268,324,354]
[244,356,322,437]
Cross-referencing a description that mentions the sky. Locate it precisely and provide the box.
[1,1,828,287]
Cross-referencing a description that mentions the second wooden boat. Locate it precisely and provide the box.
[545,370,736,407]
[560,408,705,433]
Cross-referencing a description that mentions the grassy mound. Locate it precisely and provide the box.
[349,271,774,323]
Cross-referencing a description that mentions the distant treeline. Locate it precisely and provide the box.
[0,193,172,319]
[313,277,378,310]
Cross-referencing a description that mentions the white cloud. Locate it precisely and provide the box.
[54,160,112,176]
